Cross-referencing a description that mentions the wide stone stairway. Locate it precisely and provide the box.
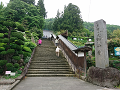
[26,39,75,77]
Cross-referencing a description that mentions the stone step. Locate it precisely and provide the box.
[29,64,70,67]
[26,74,75,77]
[29,66,71,69]
[26,39,75,77]
[31,60,67,63]
[27,71,74,74]
[30,63,68,65]
[28,69,72,71]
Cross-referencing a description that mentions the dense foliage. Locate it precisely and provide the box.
[52,3,83,36]
[0,0,46,75]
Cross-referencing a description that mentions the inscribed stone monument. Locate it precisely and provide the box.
[94,19,109,68]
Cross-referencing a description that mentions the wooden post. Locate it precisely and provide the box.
[84,51,87,77]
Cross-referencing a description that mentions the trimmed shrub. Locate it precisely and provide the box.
[0,51,7,55]
[4,33,8,38]
[12,56,21,61]
[3,21,11,27]
[17,70,22,74]
[14,63,19,68]
[11,21,16,28]
[15,39,24,45]
[0,33,4,38]
[10,44,17,49]
[25,42,37,51]
[6,63,14,71]
[0,60,7,66]
[7,49,15,54]
[0,47,5,51]
[2,38,9,43]
[23,46,32,53]
[6,63,13,67]
[11,32,24,41]
[23,52,31,59]
[3,26,8,33]
[0,43,6,47]
[16,45,22,51]
[10,37,18,42]
[18,50,23,54]
[17,25,25,32]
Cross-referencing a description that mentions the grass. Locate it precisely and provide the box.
[3,74,21,79]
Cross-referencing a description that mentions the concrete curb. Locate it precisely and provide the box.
[7,80,21,90]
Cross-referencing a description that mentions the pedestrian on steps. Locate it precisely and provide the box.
[37,39,42,46]
[56,46,61,57]
[55,38,59,47]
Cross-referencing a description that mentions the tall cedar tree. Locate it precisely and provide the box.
[53,3,83,33]
[37,0,46,19]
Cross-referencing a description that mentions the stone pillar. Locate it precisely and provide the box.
[94,19,109,68]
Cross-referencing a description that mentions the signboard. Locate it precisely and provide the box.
[10,72,15,76]
[114,47,120,56]
[5,71,11,75]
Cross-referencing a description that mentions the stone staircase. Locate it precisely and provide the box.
[26,39,75,77]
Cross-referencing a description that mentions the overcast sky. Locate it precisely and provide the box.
[1,0,120,26]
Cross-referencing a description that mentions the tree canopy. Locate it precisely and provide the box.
[53,3,83,34]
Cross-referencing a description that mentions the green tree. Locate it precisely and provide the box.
[4,0,44,30]
[113,29,120,38]
[10,0,35,5]
[0,2,5,21]
[37,0,46,19]
[53,3,83,34]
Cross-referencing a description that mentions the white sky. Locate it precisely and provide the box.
[1,0,120,26]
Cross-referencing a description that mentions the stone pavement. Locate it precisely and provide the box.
[0,77,15,90]
[12,77,119,90]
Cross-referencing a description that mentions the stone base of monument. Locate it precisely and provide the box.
[86,66,120,88]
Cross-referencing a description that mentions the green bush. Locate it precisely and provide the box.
[7,49,15,54]
[24,56,30,63]
[10,37,18,42]
[17,70,22,74]
[24,42,37,50]
[4,33,8,38]
[12,56,21,61]
[0,43,6,47]
[0,33,4,38]
[2,38,9,43]
[3,21,11,27]
[18,50,23,54]
[112,60,120,70]
[23,52,31,59]
[10,44,17,49]
[15,39,24,45]
[6,63,13,67]
[11,32,24,41]
[23,46,32,53]
[0,60,7,66]
[11,21,16,28]
[0,51,7,55]
[0,47,5,51]
[6,63,14,71]
[14,63,19,68]
[21,66,24,69]
[17,25,25,32]
[2,26,8,33]
[16,45,22,51]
